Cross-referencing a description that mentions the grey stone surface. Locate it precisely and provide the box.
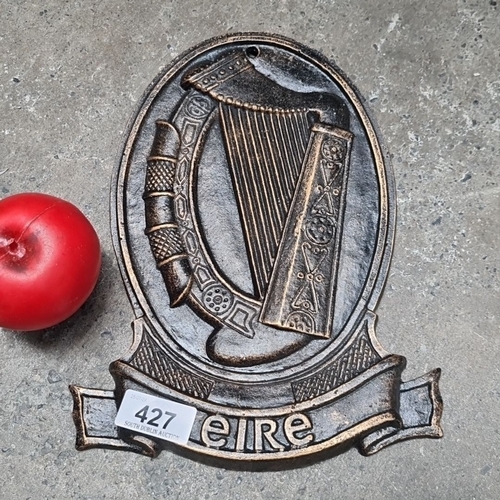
[0,0,498,499]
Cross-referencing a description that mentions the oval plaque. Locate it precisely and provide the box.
[71,33,442,464]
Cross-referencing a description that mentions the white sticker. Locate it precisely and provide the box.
[115,390,197,445]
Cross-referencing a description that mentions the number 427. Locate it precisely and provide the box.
[134,405,176,429]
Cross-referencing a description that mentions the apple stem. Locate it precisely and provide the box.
[0,237,26,260]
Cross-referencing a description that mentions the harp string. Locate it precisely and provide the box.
[234,107,276,280]
[292,112,310,170]
[246,109,282,246]
[219,102,309,298]
[266,112,295,201]
[256,111,290,226]
[280,112,302,181]
[297,112,310,153]
[219,104,271,293]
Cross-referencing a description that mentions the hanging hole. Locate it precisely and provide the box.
[246,46,259,58]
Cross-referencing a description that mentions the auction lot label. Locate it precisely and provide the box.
[115,390,197,445]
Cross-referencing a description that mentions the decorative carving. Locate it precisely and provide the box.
[260,125,352,339]
[292,321,381,402]
[146,227,186,265]
[129,329,214,400]
[202,285,233,314]
[144,159,177,193]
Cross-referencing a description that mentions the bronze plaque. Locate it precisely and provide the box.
[70,33,442,464]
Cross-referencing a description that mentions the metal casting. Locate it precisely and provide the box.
[70,33,443,465]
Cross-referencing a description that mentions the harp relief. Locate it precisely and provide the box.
[143,49,353,365]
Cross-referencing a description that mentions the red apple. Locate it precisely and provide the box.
[0,193,101,331]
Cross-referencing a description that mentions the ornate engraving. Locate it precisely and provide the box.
[261,126,352,338]
[70,34,443,465]
[292,321,381,402]
[144,158,177,193]
[202,285,233,314]
[129,329,214,400]
[146,227,185,265]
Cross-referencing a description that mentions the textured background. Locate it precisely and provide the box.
[0,1,499,499]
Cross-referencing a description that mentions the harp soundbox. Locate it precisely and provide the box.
[145,49,353,341]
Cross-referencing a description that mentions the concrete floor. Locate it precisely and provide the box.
[0,0,499,499]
